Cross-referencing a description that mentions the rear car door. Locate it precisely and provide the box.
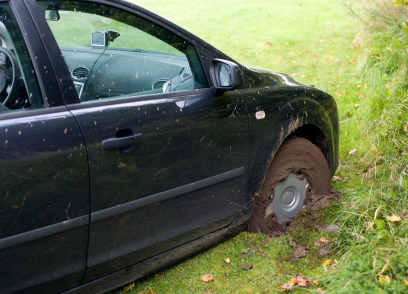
[31,0,249,282]
[0,1,89,293]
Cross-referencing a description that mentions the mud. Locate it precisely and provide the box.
[241,246,256,259]
[238,264,254,271]
[315,239,330,256]
[292,247,307,260]
[247,137,336,236]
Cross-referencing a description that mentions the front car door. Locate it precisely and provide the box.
[0,1,89,293]
[31,0,249,283]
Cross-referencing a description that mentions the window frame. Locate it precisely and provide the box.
[25,0,215,108]
[0,0,65,115]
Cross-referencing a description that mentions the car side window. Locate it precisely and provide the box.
[37,1,209,102]
[0,4,43,115]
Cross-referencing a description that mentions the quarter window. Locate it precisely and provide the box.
[37,1,209,102]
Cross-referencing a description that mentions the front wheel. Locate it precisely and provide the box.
[247,136,331,234]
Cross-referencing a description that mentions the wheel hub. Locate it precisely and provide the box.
[265,173,308,223]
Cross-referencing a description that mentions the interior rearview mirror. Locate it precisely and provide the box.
[45,10,60,21]
[211,59,244,91]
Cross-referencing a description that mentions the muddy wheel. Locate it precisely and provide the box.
[247,136,331,235]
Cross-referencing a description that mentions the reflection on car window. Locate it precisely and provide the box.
[0,4,43,115]
[37,1,209,102]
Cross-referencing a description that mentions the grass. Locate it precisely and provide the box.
[107,0,408,293]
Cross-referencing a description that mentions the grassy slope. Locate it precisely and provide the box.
[110,0,408,293]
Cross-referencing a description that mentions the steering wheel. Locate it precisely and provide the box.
[0,46,20,107]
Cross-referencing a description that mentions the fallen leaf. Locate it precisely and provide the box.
[123,283,135,292]
[256,247,264,255]
[317,288,325,293]
[128,165,138,172]
[378,275,391,284]
[354,104,360,108]
[404,123,408,133]
[324,259,331,266]
[117,162,127,168]
[349,149,356,155]
[404,277,408,286]
[11,205,19,209]
[265,86,270,89]
[201,273,214,282]
[364,83,368,89]
[282,281,295,290]
[340,154,344,159]
[224,258,231,263]
[238,264,254,271]
[319,237,329,243]
[332,176,341,180]
[335,93,342,97]
[289,237,297,247]
[358,93,366,98]
[155,273,163,280]
[386,214,401,222]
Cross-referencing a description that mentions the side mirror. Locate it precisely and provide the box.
[211,59,244,91]
[45,10,60,21]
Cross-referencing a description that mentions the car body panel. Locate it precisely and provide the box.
[68,88,249,282]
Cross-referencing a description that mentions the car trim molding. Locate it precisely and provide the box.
[0,215,89,250]
[91,167,245,222]
[0,168,244,250]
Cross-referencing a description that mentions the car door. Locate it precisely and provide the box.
[0,1,89,293]
[30,0,249,282]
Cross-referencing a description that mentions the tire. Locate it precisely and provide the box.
[247,136,331,235]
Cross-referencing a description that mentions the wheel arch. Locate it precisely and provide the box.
[246,96,337,199]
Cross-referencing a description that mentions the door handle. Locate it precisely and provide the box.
[102,133,143,150]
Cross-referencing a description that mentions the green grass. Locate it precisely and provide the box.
[107,0,408,293]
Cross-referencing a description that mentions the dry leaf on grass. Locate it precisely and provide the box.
[201,273,214,282]
[317,288,325,293]
[404,277,408,286]
[281,276,314,291]
[319,237,329,243]
[324,259,331,266]
[348,149,356,155]
[123,282,135,292]
[224,257,231,263]
[155,273,163,280]
[386,214,402,222]
[378,275,391,284]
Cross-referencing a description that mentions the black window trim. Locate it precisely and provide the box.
[8,0,64,108]
[23,0,215,107]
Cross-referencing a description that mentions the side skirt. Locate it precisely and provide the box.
[62,208,252,294]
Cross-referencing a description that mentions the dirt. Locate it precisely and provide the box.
[238,264,254,271]
[241,246,256,259]
[247,137,337,236]
[315,224,339,234]
[292,247,307,260]
[315,239,330,256]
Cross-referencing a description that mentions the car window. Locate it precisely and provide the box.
[37,1,209,102]
[0,4,43,115]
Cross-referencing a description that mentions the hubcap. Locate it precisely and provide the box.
[265,173,308,223]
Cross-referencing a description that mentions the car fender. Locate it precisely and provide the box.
[244,94,337,202]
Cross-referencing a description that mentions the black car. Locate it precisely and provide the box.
[0,0,339,293]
